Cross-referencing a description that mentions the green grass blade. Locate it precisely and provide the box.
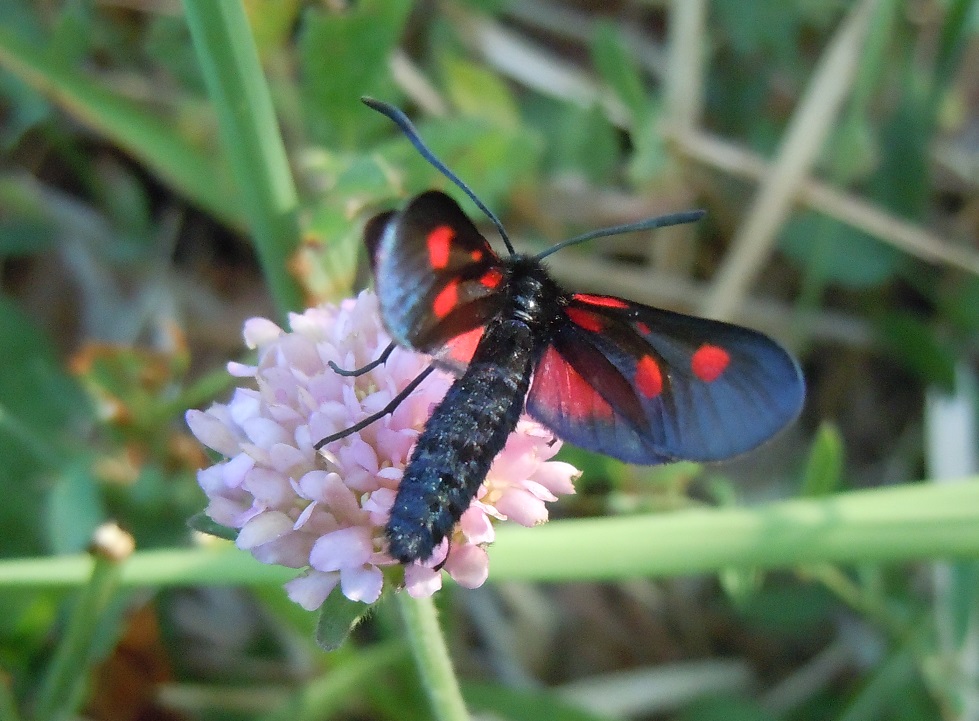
[2,480,979,588]
[182,0,304,317]
[489,478,979,581]
[0,26,241,228]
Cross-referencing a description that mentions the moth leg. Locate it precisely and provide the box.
[328,341,396,377]
[314,364,436,449]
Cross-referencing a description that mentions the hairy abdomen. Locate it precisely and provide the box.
[386,320,536,563]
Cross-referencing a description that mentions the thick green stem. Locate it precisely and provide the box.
[397,594,469,721]
[33,533,130,721]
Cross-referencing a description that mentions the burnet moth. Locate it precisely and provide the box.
[316,97,805,565]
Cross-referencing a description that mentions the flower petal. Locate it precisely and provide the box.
[458,506,494,544]
[243,317,282,348]
[531,461,581,496]
[310,527,373,571]
[494,488,548,526]
[405,564,443,597]
[444,545,489,589]
[222,452,255,488]
[285,570,340,610]
[186,409,240,456]
[237,511,293,549]
[340,565,383,603]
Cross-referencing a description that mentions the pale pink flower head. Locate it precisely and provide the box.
[186,291,580,609]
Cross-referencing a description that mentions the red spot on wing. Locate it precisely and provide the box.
[574,293,629,309]
[635,355,663,398]
[534,347,614,418]
[433,280,459,319]
[442,327,484,365]
[479,268,503,289]
[566,307,603,332]
[470,249,484,262]
[691,344,730,382]
[636,321,652,335]
[427,225,454,270]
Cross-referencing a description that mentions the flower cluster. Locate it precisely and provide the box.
[186,291,579,609]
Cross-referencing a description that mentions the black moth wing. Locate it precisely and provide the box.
[366,190,508,373]
[527,293,805,464]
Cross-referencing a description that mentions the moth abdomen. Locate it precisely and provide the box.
[386,320,538,564]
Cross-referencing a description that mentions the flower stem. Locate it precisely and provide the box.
[34,526,133,721]
[396,594,469,721]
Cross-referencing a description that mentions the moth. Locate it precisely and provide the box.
[316,98,804,564]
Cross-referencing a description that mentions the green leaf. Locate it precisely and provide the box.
[0,314,89,456]
[143,15,207,94]
[626,108,668,186]
[299,0,412,148]
[679,694,777,721]
[187,511,238,541]
[0,70,51,150]
[735,583,836,638]
[465,681,613,721]
[550,103,620,184]
[929,0,976,110]
[780,211,904,288]
[719,567,765,609]
[50,0,95,69]
[800,422,845,497]
[296,151,398,300]
[713,0,799,60]
[315,590,372,651]
[0,295,91,557]
[243,0,301,59]
[590,20,647,126]
[824,114,877,183]
[873,85,932,221]
[0,24,242,228]
[442,55,520,129]
[93,159,153,251]
[0,217,55,256]
[46,462,106,555]
[939,274,979,336]
[387,116,542,214]
[877,312,957,392]
[187,512,238,543]
[261,642,407,721]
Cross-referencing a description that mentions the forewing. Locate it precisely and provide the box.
[527,293,804,463]
[367,190,506,370]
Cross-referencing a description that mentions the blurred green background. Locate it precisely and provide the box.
[1,0,978,719]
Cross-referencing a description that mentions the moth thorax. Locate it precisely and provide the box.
[502,257,561,334]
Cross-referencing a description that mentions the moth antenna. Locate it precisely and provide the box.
[362,97,516,255]
[534,209,706,260]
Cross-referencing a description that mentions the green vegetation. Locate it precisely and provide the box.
[1,1,977,719]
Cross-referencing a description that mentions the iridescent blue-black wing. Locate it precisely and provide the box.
[366,190,507,372]
[527,293,804,464]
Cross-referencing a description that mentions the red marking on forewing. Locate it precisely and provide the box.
[479,268,503,289]
[566,307,603,332]
[443,327,484,365]
[636,321,652,335]
[691,344,730,382]
[635,355,663,398]
[535,347,614,418]
[470,249,484,262]
[574,293,629,309]
[433,280,459,319]
[427,225,454,270]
